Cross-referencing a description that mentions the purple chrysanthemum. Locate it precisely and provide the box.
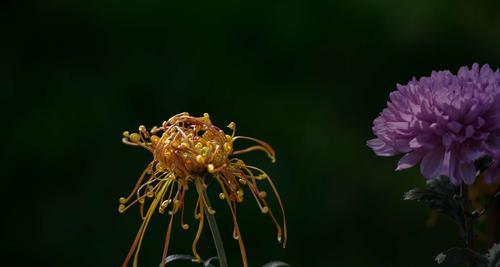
[368,63,500,185]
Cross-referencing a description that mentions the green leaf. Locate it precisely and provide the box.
[261,261,290,267]
[435,247,488,266]
[159,255,290,267]
[403,176,464,233]
[487,243,500,267]
[159,254,217,267]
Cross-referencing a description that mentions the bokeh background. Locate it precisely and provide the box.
[3,0,500,266]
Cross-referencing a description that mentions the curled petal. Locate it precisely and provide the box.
[233,136,276,162]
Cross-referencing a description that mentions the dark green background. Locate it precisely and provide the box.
[3,0,500,266]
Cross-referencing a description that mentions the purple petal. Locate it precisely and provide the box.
[488,132,500,150]
[396,150,425,171]
[420,148,445,179]
[367,138,397,156]
[439,150,455,178]
[465,125,475,138]
[456,163,476,185]
[447,121,463,133]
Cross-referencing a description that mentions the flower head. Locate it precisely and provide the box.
[368,63,500,185]
[119,112,287,267]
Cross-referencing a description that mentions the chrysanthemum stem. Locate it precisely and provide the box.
[460,183,475,267]
[197,178,228,267]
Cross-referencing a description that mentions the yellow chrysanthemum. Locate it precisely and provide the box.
[118,112,287,267]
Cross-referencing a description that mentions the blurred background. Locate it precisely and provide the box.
[2,0,500,266]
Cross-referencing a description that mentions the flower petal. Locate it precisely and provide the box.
[367,138,397,156]
[396,150,425,171]
[420,148,445,179]
[456,163,476,185]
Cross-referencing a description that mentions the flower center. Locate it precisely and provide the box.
[152,117,233,177]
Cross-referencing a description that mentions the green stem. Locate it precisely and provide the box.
[197,179,228,267]
[461,183,475,267]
